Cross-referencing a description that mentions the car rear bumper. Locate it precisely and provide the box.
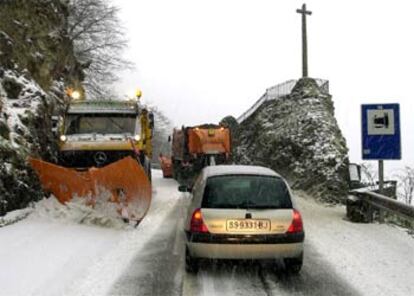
[186,232,304,259]
[187,242,303,259]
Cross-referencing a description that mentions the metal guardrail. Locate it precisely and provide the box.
[347,189,414,228]
[237,78,329,123]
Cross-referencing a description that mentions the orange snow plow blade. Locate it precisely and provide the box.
[29,156,151,222]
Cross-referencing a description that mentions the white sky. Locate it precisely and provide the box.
[113,0,414,172]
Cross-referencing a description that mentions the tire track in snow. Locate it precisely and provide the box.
[69,171,183,296]
[182,261,270,296]
[109,199,186,296]
[182,245,361,296]
[258,244,362,296]
[258,267,274,296]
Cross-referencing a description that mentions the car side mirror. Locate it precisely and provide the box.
[178,185,191,193]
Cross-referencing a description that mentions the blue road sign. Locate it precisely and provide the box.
[361,104,401,160]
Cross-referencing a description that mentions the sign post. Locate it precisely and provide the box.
[361,103,401,195]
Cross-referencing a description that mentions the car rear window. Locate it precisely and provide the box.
[201,175,292,209]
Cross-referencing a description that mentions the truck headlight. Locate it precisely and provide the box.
[60,135,67,142]
[71,91,81,100]
[134,135,141,141]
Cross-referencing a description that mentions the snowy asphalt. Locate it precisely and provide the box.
[183,242,362,296]
[0,170,412,296]
[109,176,361,296]
[109,195,186,295]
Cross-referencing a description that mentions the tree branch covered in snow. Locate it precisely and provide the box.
[67,0,132,98]
[360,162,377,186]
[395,166,414,205]
[148,106,173,162]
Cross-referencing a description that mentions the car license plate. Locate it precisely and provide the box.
[226,219,270,232]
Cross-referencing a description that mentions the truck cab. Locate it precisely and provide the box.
[57,100,153,174]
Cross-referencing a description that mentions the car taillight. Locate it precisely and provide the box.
[190,208,209,233]
[287,209,303,233]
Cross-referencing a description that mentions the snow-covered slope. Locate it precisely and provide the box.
[0,0,83,215]
[236,78,349,203]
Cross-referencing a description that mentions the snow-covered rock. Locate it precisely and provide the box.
[234,78,349,203]
[0,0,83,215]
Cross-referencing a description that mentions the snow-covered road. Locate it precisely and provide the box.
[0,170,413,296]
[0,170,183,296]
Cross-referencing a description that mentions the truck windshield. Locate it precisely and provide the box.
[202,175,292,209]
[64,114,137,135]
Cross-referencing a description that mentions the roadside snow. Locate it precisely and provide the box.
[296,191,414,296]
[0,207,33,228]
[0,169,180,296]
[0,212,122,296]
[31,196,127,230]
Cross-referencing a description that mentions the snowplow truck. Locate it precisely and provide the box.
[171,124,231,186]
[29,99,154,223]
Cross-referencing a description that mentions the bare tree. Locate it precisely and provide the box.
[145,105,173,162]
[360,162,377,186]
[67,0,132,98]
[395,166,414,205]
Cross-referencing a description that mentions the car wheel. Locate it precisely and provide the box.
[284,253,303,274]
[185,247,199,273]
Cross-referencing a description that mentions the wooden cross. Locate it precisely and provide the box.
[296,3,312,78]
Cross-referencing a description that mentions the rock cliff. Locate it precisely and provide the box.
[0,0,83,215]
[234,78,350,203]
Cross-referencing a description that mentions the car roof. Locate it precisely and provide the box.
[202,165,281,179]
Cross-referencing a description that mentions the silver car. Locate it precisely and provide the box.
[180,165,305,273]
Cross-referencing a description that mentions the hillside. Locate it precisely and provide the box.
[0,0,83,215]
[235,78,349,202]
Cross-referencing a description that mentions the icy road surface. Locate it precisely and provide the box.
[0,170,413,296]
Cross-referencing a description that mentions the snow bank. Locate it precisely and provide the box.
[0,207,33,228]
[297,191,414,296]
[0,204,123,296]
[32,197,128,230]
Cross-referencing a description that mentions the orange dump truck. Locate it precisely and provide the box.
[171,124,231,185]
[158,154,173,178]
[29,99,154,224]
